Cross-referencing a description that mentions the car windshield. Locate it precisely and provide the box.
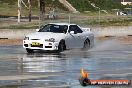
[38,24,68,33]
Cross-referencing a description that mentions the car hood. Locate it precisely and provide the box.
[26,32,65,41]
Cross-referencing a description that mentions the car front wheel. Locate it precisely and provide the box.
[83,39,90,50]
[26,48,34,53]
[58,40,66,52]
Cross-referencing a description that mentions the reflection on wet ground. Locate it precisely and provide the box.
[0,39,132,88]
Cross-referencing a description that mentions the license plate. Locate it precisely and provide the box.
[32,42,40,46]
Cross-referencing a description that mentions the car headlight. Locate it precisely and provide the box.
[45,38,55,42]
[24,37,29,40]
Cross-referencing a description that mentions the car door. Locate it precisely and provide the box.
[75,25,85,48]
[67,25,84,49]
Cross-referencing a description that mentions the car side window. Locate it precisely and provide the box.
[69,25,83,34]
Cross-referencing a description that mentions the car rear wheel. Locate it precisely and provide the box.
[26,48,34,53]
[58,40,66,52]
[83,39,90,50]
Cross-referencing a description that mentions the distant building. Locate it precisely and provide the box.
[121,0,132,5]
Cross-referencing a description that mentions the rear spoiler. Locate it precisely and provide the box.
[82,28,91,32]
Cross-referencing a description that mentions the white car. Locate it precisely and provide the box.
[23,23,94,53]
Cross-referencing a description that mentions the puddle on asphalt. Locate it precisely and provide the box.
[0,39,132,88]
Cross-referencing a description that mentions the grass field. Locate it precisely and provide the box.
[67,0,128,12]
[0,0,131,29]
[0,0,67,16]
[0,12,131,29]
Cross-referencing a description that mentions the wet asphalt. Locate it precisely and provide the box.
[0,38,132,88]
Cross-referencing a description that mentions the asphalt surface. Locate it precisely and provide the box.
[0,38,132,88]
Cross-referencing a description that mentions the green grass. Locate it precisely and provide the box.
[67,0,130,12]
[0,0,131,16]
[0,0,68,16]
[0,14,131,29]
[72,18,132,27]
[0,3,17,16]
[0,0,131,29]
[0,22,39,29]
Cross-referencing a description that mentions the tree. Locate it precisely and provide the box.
[28,0,31,22]
[39,0,45,20]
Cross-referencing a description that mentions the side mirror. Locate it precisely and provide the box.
[70,31,74,34]
[36,29,39,32]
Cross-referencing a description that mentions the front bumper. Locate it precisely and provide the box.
[23,40,59,50]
